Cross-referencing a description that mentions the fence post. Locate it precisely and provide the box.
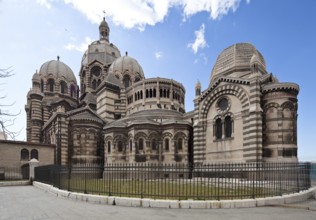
[29,158,39,182]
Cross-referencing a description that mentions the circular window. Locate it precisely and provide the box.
[218,98,229,111]
[91,66,101,77]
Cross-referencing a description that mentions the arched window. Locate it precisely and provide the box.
[149,89,153,98]
[60,81,67,94]
[91,66,101,77]
[70,84,76,98]
[123,75,131,88]
[47,79,55,92]
[215,118,222,139]
[92,80,97,90]
[135,77,140,82]
[152,139,157,150]
[21,149,29,160]
[225,116,232,138]
[129,140,133,152]
[138,138,144,150]
[165,139,169,151]
[160,89,163,97]
[97,79,101,87]
[177,138,183,150]
[107,141,111,153]
[153,89,156,97]
[41,79,44,92]
[30,149,39,160]
[146,90,149,98]
[140,91,143,99]
[118,141,123,152]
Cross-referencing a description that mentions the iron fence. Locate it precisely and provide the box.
[0,166,29,181]
[311,163,316,186]
[34,162,311,200]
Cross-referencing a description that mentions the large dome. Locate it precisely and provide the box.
[39,58,77,84]
[108,54,145,81]
[210,43,266,81]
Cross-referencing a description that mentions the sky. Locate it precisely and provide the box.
[0,0,315,161]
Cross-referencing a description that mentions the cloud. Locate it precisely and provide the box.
[181,0,242,20]
[36,0,53,9]
[64,37,93,52]
[155,51,163,59]
[193,53,208,65]
[36,0,247,30]
[187,24,207,54]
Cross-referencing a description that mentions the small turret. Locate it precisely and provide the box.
[195,80,201,96]
[32,70,41,91]
[250,53,265,74]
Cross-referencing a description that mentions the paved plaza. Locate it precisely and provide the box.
[0,186,315,220]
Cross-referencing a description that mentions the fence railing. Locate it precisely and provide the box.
[34,162,312,200]
[311,163,316,186]
[0,166,29,181]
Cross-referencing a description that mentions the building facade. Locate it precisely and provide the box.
[0,140,54,168]
[25,18,299,165]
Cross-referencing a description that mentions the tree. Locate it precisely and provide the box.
[0,67,20,139]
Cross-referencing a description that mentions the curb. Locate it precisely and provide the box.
[33,181,316,209]
[0,180,31,187]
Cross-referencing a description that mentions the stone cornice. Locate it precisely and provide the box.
[0,139,55,148]
[262,82,299,94]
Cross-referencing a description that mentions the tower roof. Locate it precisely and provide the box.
[210,43,266,81]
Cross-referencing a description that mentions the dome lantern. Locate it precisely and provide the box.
[99,17,110,42]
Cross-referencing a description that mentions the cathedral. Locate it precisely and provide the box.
[25,17,299,165]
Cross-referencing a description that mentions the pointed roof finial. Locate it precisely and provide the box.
[57,56,60,61]
[103,10,106,20]
[125,51,128,56]
[195,80,201,89]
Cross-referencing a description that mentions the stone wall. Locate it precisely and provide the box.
[0,140,54,167]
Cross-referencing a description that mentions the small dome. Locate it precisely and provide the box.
[108,55,145,81]
[32,71,40,82]
[39,58,77,84]
[99,17,109,30]
[210,43,266,81]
